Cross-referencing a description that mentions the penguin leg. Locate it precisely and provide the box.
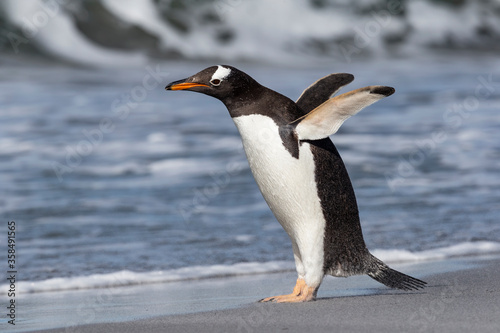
[259,237,322,302]
[259,278,318,303]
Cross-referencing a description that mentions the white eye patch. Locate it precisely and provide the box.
[210,65,231,85]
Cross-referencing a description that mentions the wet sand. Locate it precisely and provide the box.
[25,255,500,333]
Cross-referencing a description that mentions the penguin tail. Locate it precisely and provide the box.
[367,256,427,291]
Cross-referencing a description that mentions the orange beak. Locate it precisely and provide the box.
[165,80,209,91]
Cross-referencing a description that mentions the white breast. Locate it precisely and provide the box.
[233,114,325,283]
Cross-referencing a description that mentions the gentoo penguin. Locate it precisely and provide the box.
[165,65,426,302]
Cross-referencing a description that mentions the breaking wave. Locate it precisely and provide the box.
[6,241,500,294]
[1,0,499,66]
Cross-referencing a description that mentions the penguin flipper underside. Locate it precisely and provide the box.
[293,85,395,141]
[296,73,355,113]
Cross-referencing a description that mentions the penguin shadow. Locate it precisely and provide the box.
[316,285,430,302]
[253,286,430,307]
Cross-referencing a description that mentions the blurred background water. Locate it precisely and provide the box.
[0,0,499,291]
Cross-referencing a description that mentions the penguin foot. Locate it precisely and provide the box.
[259,278,317,303]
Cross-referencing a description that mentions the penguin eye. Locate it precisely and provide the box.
[210,79,221,86]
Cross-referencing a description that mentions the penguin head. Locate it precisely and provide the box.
[165,65,260,103]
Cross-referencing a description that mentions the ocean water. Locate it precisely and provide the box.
[0,54,499,293]
[0,0,499,293]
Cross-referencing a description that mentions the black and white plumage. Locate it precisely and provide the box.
[165,65,426,302]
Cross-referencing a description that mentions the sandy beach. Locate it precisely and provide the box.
[6,255,492,333]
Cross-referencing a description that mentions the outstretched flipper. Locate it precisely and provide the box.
[296,73,354,113]
[293,86,395,141]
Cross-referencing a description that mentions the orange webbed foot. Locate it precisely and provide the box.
[259,278,317,303]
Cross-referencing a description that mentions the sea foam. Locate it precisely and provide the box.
[7,241,500,294]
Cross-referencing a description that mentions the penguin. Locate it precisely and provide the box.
[165,65,426,303]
